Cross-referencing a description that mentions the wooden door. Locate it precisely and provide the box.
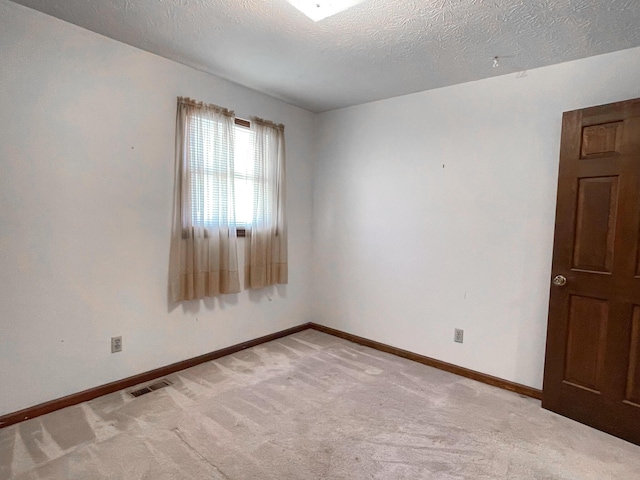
[543,98,640,445]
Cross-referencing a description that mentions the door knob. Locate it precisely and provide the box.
[552,275,567,287]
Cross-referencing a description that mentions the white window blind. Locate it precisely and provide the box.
[187,116,270,229]
[234,125,259,227]
[187,114,234,227]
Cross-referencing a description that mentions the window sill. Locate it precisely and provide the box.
[181,227,246,239]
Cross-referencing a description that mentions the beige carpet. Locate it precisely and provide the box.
[1,329,639,479]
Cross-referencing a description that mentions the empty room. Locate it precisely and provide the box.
[1,0,640,478]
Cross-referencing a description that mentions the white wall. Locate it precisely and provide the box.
[3,0,640,417]
[0,0,314,415]
[312,47,640,389]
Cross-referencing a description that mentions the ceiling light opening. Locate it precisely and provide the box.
[286,0,368,22]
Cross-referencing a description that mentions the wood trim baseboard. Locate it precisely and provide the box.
[0,321,542,429]
[0,323,310,429]
[309,323,543,400]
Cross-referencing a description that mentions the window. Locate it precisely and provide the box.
[171,97,287,300]
[233,122,257,229]
[187,116,259,234]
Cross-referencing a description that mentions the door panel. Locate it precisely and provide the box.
[572,177,618,273]
[581,122,622,158]
[636,234,640,277]
[543,98,640,446]
[564,296,609,392]
[621,117,640,154]
[627,308,640,405]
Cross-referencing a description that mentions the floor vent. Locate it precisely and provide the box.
[129,379,172,398]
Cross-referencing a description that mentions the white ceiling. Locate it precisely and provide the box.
[9,0,640,112]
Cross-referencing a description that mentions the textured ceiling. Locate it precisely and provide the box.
[9,0,640,112]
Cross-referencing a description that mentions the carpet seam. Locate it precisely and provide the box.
[172,427,231,479]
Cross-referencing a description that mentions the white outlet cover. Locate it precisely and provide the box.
[454,329,464,343]
[286,0,368,22]
[111,336,122,353]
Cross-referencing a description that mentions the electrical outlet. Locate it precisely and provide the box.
[111,336,122,353]
[454,329,464,344]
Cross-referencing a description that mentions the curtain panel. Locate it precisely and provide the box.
[244,117,288,289]
[169,97,241,301]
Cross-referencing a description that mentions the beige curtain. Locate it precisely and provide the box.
[244,117,288,289]
[169,97,241,301]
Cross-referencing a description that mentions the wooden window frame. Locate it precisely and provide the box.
[234,118,250,237]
